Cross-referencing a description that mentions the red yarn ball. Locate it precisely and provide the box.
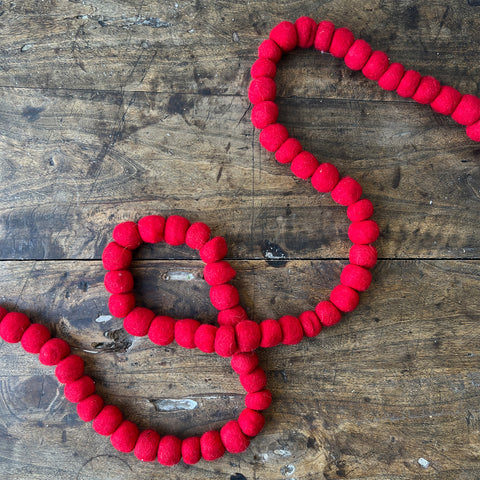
[347,198,374,222]
[238,408,265,437]
[291,151,319,179]
[64,375,95,403]
[182,436,201,465]
[344,39,372,70]
[378,62,405,91]
[330,284,360,312]
[311,163,340,192]
[0,312,30,343]
[93,405,123,436]
[113,221,142,250]
[20,322,51,353]
[220,420,250,453]
[315,300,342,327]
[235,320,261,352]
[111,420,139,453]
[278,315,303,345]
[124,307,155,337]
[362,50,389,81]
[348,220,380,244]
[239,366,267,393]
[138,215,165,243]
[259,318,283,348]
[231,351,259,375]
[451,94,480,126]
[104,270,134,294]
[251,101,279,129]
[340,264,372,292]
[134,429,161,462]
[55,354,85,384]
[270,20,297,52]
[148,315,175,346]
[109,293,136,317]
[218,305,249,326]
[299,310,322,338]
[259,123,289,152]
[397,70,421,98]
[185,222,211,250]
[158,435,182,466]
[349,244,378,269]
[430,85,462,115]
[77,394,104,422]
[331,177,362,206]
[412,76,441,105]
[258,39,282,63]
[314,20,335,52]
[275,137,302,164]
[194,324,218,353]
[39,338,70,366]
[248,77,276,104]
[203,261,236,286]
[214,325,238,357]
[200,431,225,461]
[200,236,228,263]
[466,119,480,142]
[210,284,240,311]
[250,57,277,79]
[102,242,132,271]
[295,16,317,49]
[175,318,200,349]
[164,215,190,246]
[329,27,354,58]
[245,390,272,411]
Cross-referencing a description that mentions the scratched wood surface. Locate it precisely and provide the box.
[0,1,479,479]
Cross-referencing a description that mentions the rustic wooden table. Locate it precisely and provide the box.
[0,1,479,479]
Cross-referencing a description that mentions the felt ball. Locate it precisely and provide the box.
[164,215,190,246]
[108,293,136,318]
[64,375,96,403]
[123,307,155,337]
[175,318,200,349]
[93,405,124,436]
[55,354,84,384]
[235,320,261,352]
[194,324,218,353]
[430,85,462,115]
[157,435,182,466]
[330,284,360,312]
[412,76,441,105]
[0,306,7,322]
[210,284,240,311]
[112,221,142,250]
[314,20,335,52]
[349,244,378,269]
[111,420,139,453]
[259,318,283,348]
[295,16,317,48]
[238,408,265,437]
[250,57,277,79]
[148,315,175,346]
[239,366,267,393]
[329,27,354,58]
[245,389,273,410]
[347,198,374,222]
[214,325,238,357]
[362,50,389,81]
[203,261,236,286]
[104,270,134,294]
[182,436,201,465]
[311,163,340,192]
[248,77,277,104]
[331,177,362,206]
[20,322,51,353]
[200,431,225,461]
[275,137,303,164]
[466,119,480,142]
[220,420,250,453]
[39,338,70,366]
[451,94,480,126]
[185,222,211,250]
[134,429,161,462]
[218,305,248,326]
[378,62,405,91]
[299,310,322,338]
[258,39,282,63]
[291,151,319,179]
[251,101,279,129]
[341,264,372,292]
[397,70,421,98]
[348,220,380,244]
[278,315,303,345]
[200,236,228,264]
[0,312,30,343]
[344,39,372,70]
[76,394,104,422]
[259,123,289,152]
[231,351,259,375]
[315,300,342,327]
[138,215,165,244]
[102,242,132,271]
[270,20,297,52]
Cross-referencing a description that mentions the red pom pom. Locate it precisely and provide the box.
[349,244,378,269]
[259,318,283,348]
[39,338,70,366]
[104,270,134,294]
[278,315,303,345]
[214,325,237,357]
[330,284,360,312]
[194,324,218,353]
[175,318,200,349]
[275,138,302,164]
[239,366,267,393]
[270,21,297,52]
[134,429,161,462]
[299,310,322,337]
[451,94,480,126]
[113,221,142,250]
[238,408,265,437]
[397,70,421,98]
[20,323,51,353]
[331,177,362,206]
[291,151,319,179]
[64,375,95,403]
[0,312,30,343]
[315,300,342,327]
[329,27,354,58]
[231,351,259,375]
[347,198,374,221]
[344,39,372,70]
[362,51,389,81]
[251,57,277,79]
[210,284,239,311]
[201,431,225,461]
[203,261,236,286]
[295,16,317,48]
[182,436,201,465]
[93,405,123,436]
[164,215,190,246]
[311,163,340,192]
[185,222,211,250]
[251,101,279,129]
[248,77,276,104]
[157,435,182,466]
[108,293,136,317]
[245,390,272,410]
[138,215,165,243]
[77,394,104,422]
[102,242,132,271]
[55,354,84,384]
[111,420,139,453]
[218,305,248,326]
[341,264,372,291]
[258,39,282,63]
[148,315,175,345]
[220,420,250,453]
[314,20,335,52]
[412,76,441,105]
[466,119,480,142]
[235,320,261,352]
[430,85,462,115]
[259,123,289,152]
[123,307,155,337]
[200,236,228,263]
[378,62,405,91]
[348,220,380,244]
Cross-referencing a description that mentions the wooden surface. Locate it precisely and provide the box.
[0,1,479,479]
